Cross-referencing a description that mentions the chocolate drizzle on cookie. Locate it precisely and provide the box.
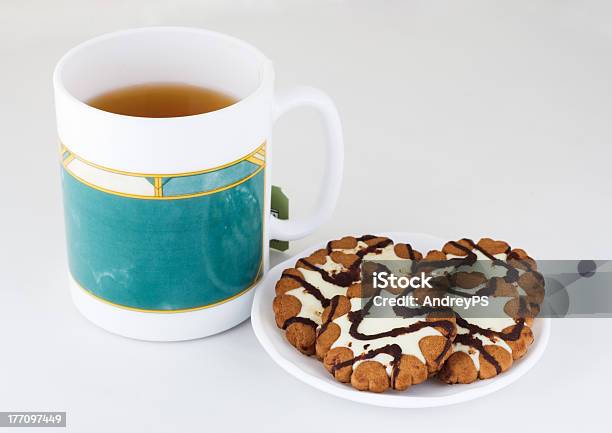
[298,235,393,288]
[282,316,318,330]
[318,295,341,336]
[404,243,418,260]
[446,239,519,283]
[282,273,330,308]
[453,314,525,374]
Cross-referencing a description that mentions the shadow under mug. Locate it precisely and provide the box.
[53,27,343,341]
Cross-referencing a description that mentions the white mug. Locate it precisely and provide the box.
[53,27,343,341]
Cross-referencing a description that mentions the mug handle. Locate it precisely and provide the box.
[270,86,344,241]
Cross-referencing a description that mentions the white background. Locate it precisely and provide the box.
[0,0,610,431]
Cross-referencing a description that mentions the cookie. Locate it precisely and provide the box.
[272,235,419,355]
[427,238,540,384]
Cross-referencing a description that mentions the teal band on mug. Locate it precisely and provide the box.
[61,143,266,312]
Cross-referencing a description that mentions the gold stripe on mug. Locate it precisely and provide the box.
[60,141,266,177]
[61,142,266,200]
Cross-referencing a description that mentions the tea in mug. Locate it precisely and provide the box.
[87,83,237,117]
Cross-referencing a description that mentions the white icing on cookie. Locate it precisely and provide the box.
[476,297,520,328]
[446,252,507,261]
[284,287,326,325]
[299,268,348,299]
[363,244,401,261]
[319,256,345,274]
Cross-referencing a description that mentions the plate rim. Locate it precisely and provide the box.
[251,232,551,408]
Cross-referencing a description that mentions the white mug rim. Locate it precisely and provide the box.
[53,26,273,122]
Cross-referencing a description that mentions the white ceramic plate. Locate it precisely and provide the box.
[251,232,551,408]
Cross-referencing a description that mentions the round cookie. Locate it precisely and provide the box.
[272,235,419,355]
[426,238,540,384]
